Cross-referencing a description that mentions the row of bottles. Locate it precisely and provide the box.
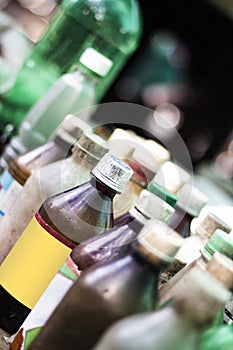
[0,114,232,350]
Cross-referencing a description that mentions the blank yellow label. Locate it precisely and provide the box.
[0,217,72,309]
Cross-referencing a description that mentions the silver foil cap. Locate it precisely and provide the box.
[135,189,175,223]
[73,131,109,163]
[56,114,90,146]
[177,183,208,217]
[91,153,133,193]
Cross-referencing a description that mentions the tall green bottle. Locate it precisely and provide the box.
[0,0,142,134]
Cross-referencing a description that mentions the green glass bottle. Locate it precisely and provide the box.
[0,0,142,135]
[201,325,233,350]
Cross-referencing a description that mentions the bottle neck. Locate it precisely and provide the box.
[79,65,101,84]
[90,176,117,199]
[53,134,73,154]
[72,148,99,170]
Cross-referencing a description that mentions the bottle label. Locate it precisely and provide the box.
[0,217,71,309]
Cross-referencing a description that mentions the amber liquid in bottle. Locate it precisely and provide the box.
[0,176,115,334]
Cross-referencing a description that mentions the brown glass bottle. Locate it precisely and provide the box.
[28,221,182,350]
[71,189,175,270]
[9,114,90,185]
[167,183,208,237]
[0,154,132,335]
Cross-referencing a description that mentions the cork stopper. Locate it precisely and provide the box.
[202,229,233,261]
[206,252,233,291]
[56,114,90,146]
[195,212,232,240]
[72,131,109,165]
[134,221,183,266]
[147,181,177,208]
[176,183,208,217]
[173,267,231,325]
[91,153,133,193]
[152,161,191,194]
[135,189,175,223]
[144,139,170,166]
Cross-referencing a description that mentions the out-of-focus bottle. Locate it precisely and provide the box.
[27,221,182,350]
[159,252,233,307]
[0,47,112,172]
[71,189,175,270]
[168,183,208,237]
[151,160,191,194]
[92,268,231,350]
[0,0,142,135]
[0,154,133,334]
[114,143,169,218]
[0,115,90,214]
[159,229,233,304]
[201,324,233,350]
[159,212,232,286]
[0,129,108,259]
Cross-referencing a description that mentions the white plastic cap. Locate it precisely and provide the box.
[144,139,170,167]
[176,183,208,217]
[79,48,113,77]
[91,153,133,193]
[135,189,174,223]
[131,146,160,174]
[152,161,191,194]
[136,221,183,266]
[108,128,138,160]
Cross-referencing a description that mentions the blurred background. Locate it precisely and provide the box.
[0,0,232,194]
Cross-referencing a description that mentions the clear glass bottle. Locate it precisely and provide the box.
[27,221,182,350]
[0,115,90,215]
[0,129,108,261]
[168,183,208,238]
[92,268,231,350]
[71,189,175,270]
[0,154,133,334]
[0,0,142,135]
[159,212,232,286]
[159,228,233,305]
[0,47,112,172]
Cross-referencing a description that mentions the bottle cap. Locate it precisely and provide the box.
[79,48,113,77]
[56,114,90,146]
[130,146,159,174]
[91,153,133,193]
[147,181,177,208]
[176,183,208,217]
[195,212,231,240]
[135,221,183,266]
[144,139,170,166]
[152,161,191,194]
[135,190,175,223]
[173,267,231,325]
[202,229,233,261]
[72,131,109,165]
[206,252,233,292]
[108,128,138,160]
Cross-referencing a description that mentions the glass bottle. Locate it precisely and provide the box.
[0,115,90,214]
[159,212,232,286]
[151,160,191,194]
[92,268,231,350]
[168,183,208,238]
[159,228,233,304]
[0,154,133,334]
[0,47,112,172]
[159,252,233,308]
[0,0,142,135]
[114,144,166,218]
[71,189,175,270]
[27,221,182,350]
[0,129,108,260]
